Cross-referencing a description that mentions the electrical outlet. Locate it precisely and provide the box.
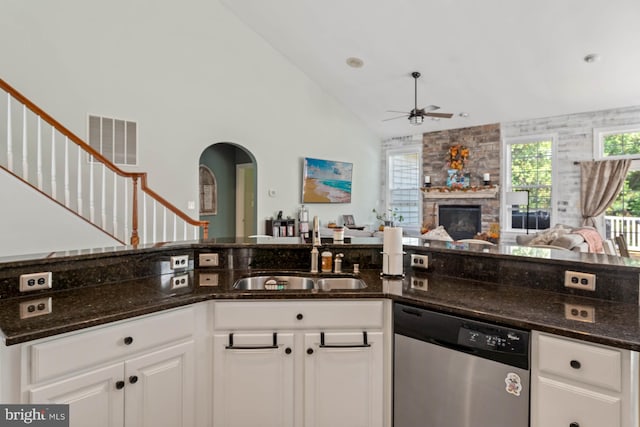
[19,297,52,319]
[170,255,189,270]
[410,276,428,290]
[171,274,189,290]
[199,273,219,287]
[564,270,596,291]
[199,253,219,267]
[564,303,595,323]
[19,272,52,292]
[410,254,429,269]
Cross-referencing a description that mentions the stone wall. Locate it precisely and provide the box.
[422,124,501,233]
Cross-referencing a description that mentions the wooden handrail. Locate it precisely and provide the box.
[0,78,208,241]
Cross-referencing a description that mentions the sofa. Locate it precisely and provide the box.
[515,224,603,253]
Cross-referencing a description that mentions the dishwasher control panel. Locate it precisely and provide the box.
[458,325,527,354]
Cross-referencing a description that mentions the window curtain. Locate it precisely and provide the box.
[580,159,631,227]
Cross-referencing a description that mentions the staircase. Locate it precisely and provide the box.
[0,78,208,246]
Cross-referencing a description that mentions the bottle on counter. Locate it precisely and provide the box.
[310,246,319,273]
[321,251,332,273]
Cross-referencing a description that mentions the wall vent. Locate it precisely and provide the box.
[88,115,137,165]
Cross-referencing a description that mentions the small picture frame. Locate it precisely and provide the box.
[342,214,355,226]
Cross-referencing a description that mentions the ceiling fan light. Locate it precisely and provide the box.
[409,115,423,126]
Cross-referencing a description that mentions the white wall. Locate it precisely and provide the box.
[0,0,380,255]
[0,170,120,257]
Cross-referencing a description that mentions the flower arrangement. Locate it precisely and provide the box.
[448,144,469,171]
[372,208,404,229]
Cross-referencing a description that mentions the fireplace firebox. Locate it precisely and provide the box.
[438,205,481,240]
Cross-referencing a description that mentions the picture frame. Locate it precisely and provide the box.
[343,214,355,226]
[302,157,353,203]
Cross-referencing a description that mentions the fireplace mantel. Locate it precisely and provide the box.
[421,185,499,199]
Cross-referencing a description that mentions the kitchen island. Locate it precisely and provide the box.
[0,238,639,426]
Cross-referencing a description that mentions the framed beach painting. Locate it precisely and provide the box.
[302,157,353,203]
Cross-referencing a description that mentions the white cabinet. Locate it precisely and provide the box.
[303,331,383,427]
[23,306,199,427]
[531,331,639,427]
[213,332,295,427]
[212,300,389,427]
[30,363,124,427]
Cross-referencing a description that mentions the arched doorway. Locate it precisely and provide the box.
[199,143,257,238]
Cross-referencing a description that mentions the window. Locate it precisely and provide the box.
[596,125,640,159]
[504,136,554,231]
[596,125,640,247]
[88,115,137,165]
[387,149,421,227]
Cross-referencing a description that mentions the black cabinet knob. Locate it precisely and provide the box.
[129,375,138,384]
[307,348,314,355]
[570,360,581,369]
[285,347,292,355]
[124,336,134,345]
[296,313,303,320]
[570,422,580,427]
[115,380,125,390]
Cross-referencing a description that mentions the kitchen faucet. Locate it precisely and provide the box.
[310,216,320,273]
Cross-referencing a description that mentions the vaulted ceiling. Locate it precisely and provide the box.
[221,0,640,138]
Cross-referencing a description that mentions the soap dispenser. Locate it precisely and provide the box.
[310,246,319,273]
[334,253,344,273]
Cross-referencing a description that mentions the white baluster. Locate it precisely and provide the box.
[77,144,82,216]
[112,173,118,239]
[6,94,13,171]
[89,154,95,222]
[162,207,167,242]
[173,215,177,241]
[183,222,187,241]
[193,225,198,240]
[124,179,129,242]
[22,105,27,180]
[36,117,42,190]
[101,164,106,228]
[64,137,70,208]
[142,193,147,245]
[152,200,157,244]
[50,128,57,199]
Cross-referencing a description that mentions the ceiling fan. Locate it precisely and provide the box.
[384,71,454,125]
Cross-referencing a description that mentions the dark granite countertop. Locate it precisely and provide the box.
[1,268,639,351]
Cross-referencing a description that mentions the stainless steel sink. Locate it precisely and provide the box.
[232,275,367,291]
[233,275,315,290]
[316,278,367,290]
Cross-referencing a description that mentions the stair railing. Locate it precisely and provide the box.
[0,78,208,246]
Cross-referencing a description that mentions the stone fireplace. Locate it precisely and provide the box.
[421,124,501,233]
[438,205,481,240]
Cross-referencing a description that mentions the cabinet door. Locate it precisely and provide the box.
[533,376,621,427]
[30,363,124,427]
[213,332,295,427]
[304,331,383,427]
[124,341,195,427]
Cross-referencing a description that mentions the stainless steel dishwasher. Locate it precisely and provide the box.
[394,302,530,427]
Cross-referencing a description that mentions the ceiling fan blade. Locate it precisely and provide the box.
[424,105,441,111]
[382,115,409,122]
[386,110,409,114]
[425,112,454,119]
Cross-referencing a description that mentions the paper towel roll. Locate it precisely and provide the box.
[383,227,403,255]
[383,253,404,276]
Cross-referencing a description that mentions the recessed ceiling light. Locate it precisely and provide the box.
[584,54,601,63]
[346,57,364,68]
